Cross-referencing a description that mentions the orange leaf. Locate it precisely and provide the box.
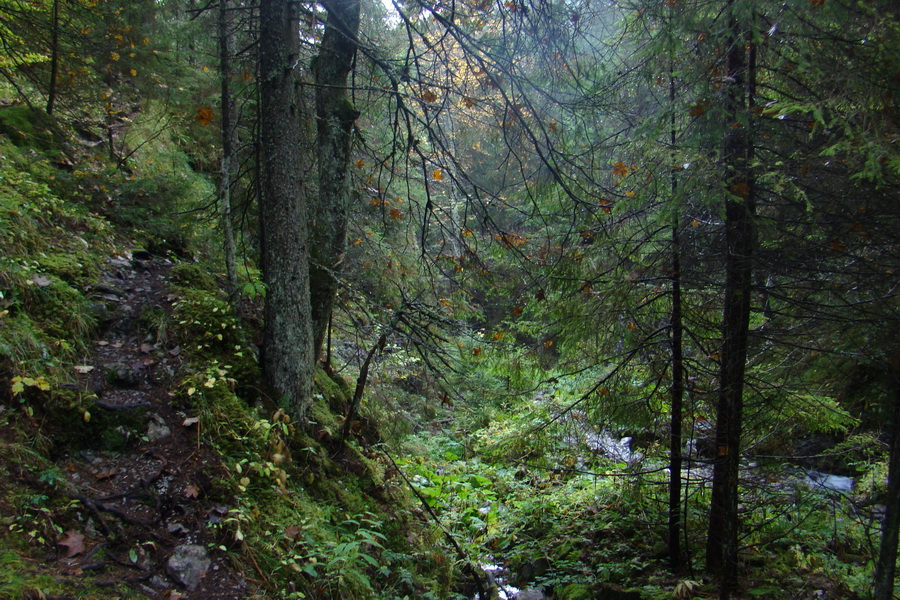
[492,331,505,341]
[472,348,482,356]
[598,387,610,396]
[389,208,405,220]
[543,339,554,348]
[196,106,214,126]
[432,169,444,181]
[688,101,708,117]
[829,240,847,251]
[690,219,701,227]
[461,227,474,237]
[511,306,523,316]
[421,90,439,103]
[612,161,630,177]
[355,159,365,168]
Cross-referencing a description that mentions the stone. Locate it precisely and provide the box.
[166,544,211,591]
[146,414,171,442]
[515,589,547,600]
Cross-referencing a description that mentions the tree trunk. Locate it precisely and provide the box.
[219,0,239,310]
[873,356,900,600]
[310,0,361,361]
[46,0,60,115]
[705,5,756,596]
[259,0,315,420]
[668,54,684,572]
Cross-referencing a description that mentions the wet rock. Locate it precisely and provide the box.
[106,362,139,387]
[166,544,211,591]
[147,414,171,442]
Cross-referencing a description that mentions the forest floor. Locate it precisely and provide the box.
[6,252,255,599]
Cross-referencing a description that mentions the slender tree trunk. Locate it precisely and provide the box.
[668,55,684,572]
[873,356,900,600]
[218,0,239,310]
[310,0,361,361]
[259,0,314,420]
[46,0,60,115]
[705,5,756,596]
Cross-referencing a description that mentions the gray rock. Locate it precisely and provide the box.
[515,590,547,600]
[166,544,211,591]
[146,414,171,442]
[106,362,139,387]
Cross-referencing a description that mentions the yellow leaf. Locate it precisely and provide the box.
[129,69,137,76]
[11,381,24,395]
[432,169,444,181]
[625,191,636,197]
[690,219,701,227]
[355,159,365,169]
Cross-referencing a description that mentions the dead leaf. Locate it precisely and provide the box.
[73,365,95,374]
[284,524,301,540]
[95,468,118,481]
[168,346,182,357]
[32,274,53,287]
[140,343,154,354]
[184,485,200,499]
[58,530,86,557]
[183,416,200,427]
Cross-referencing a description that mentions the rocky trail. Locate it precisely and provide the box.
[42,253,254,599]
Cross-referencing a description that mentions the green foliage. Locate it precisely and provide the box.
[0,107,64,154]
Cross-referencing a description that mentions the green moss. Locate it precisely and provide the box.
[0,107,65,154]
[555,583,594,600]
[170,262,217,290]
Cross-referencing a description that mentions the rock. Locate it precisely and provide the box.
[106,362,139,387]
[166,544,211,591]
[515,589,547,600]
[149,574,171,590]
[146,417,171,442]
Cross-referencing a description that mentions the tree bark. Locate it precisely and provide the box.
[46,0,60,115]
[219,0,239,310]
[705,5,756,596]
[310,0,361,361]
[668,53,684,572]
[873,356,900,600]
[259,0,315,420]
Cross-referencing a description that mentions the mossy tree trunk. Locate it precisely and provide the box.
[259,0,315,420]
[218,0,239,310]
[310,0,361,362]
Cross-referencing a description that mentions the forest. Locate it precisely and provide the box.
[0,0,897,598]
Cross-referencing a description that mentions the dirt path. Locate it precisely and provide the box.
[52,252,254,599]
